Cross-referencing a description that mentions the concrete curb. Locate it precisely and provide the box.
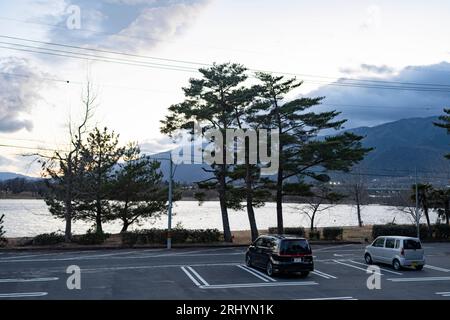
[0,241,364,252]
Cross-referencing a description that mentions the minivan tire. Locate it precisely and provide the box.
[393,259,402,271]
[266,261,275,277]
[416,265,424,271]
[364,253,373,264]
[245,254,252,267]
[300,271,310,278]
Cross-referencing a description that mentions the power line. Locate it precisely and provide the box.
[2,35,450,92]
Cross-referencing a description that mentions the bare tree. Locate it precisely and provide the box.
[391,190,423,224]
[344,171,369,227]
[39,82,96,242]
[297,183,344,231]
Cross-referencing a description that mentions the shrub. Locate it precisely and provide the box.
[32,232,65,246]
[122,229,222,246]
[322,227,343,240]
[74,230,110,245]
[372,224,430,239]
[309,229,321,240]
[268,227,305,237]
[434,224,450,239]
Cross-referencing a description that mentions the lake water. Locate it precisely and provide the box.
[0,199,439,237]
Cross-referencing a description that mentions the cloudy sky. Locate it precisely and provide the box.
[1,0,450,175]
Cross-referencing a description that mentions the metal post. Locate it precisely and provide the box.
[167,153,173,250]
[415,167,420,239]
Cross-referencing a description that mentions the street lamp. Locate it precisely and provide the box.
[151,153,175,250]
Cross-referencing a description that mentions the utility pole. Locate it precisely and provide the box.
[167,152,173,250]
[415,167,420,239]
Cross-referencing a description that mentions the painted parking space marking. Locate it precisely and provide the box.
[347,260,402,275]
[0,277,59,283]
[199,281,318,289]
[388,276,450,282]
[181,264,318,289]
[312,269,337,279]
[237,265,270,282]
[332,260,383,276]
[424,265,450,273]
[186,266,210,286]
[0,292,48,298]
[237,265,276,282]
[298,296,357,300]
[436,292,450,297]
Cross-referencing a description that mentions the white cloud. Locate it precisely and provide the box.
[0,57,47,133]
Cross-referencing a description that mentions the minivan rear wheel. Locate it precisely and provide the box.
[393,259,402,271]
[245,254,252,267]
[266,261,274,277]
[364,253,373,264]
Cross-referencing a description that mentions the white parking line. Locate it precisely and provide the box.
[0,277,59,283]
[388,276,450,282]
[436,291,450,297]
[236,265,270,282]
[199,281,318,289]
[312,269,337,279]
[238,265,277,282]
[186,266,210,286]
[347,260,402,275]
[299,296,357,300]
[332,260,383,276]
[0,292,48,298]
[180,267,201,287]
[424,265,450,273]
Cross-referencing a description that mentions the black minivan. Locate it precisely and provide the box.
[245,235,314,277]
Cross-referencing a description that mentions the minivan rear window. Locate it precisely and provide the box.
[280,240,311,255]
[404,239,422,250]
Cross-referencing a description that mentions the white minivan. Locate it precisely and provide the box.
[364,236,425,271]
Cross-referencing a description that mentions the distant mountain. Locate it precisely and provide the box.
[348,116,450,174]
[0,172,33,181]
[155,116,450,183]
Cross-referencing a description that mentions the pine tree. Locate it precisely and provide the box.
[255,72,372,234]
[434,109,450,159]
[108,143,171,232]
[161,63,250,242]
[77,127,124,234]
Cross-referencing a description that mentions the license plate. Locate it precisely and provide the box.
[294,258,303,263]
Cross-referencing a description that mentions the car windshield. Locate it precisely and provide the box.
[280,240,311,255]
[404,239,422,250]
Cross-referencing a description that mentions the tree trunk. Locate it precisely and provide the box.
[276,161,284,234]
[424,206,432,237]
[219,163,232,242]
[355,186,363,227]
[310,215,315,232]
[121,221,129,233]
[96,203,103,234]
[245,149,258,241]
[64,199,72,243]
[445,200,450,225]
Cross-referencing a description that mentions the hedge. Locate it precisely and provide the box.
[122,229,222,246]
[73,230,110,245]
[32,232,65,246]
[372,224,449,240]
[322,227,344,240]
[268,227,305,237]
[309,230,321,240]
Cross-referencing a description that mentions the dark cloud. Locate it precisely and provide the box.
[306,61,450,129]
[0,57,44,133]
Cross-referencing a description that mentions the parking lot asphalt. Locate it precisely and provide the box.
[0,243,450,300]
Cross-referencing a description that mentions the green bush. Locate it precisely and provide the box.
[434,224,450,239]
[309,230,321,240]
[268,227,305,237]
[322,227,344,240]
[122,229,222,246]
[32,232,65,246]
[372,224,431,239]
[74,230,110,245]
